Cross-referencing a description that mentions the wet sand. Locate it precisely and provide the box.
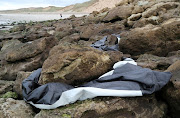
[0,12,89,25]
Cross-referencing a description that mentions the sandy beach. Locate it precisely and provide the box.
[0,13,89,26]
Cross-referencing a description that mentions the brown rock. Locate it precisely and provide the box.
[137,62,158,70]
[54,20,78,39]
[5,38,47,62]
[1,39,21,52]
[79,21,125,40]
[161,18,180,41]
[0,32,23,41]
[142,2,179,18]
[0,98,35,118]
[0,36,58,81]
[119,18,180,57]
[28,24,43,32]
[59,33,80,44]
[42,27,55,31]
[103,5,134,22]
[10,24,26,32]
[167,50,180,64]
[39,44,123,85]
[71,17,86,28]
[55,20,73,32]
[137,54,172,70]
[25,31,51,42]
[115,0,130,6]
[125,1,180,28]
[162,60,180,117]
[55,29,77,40]
[79,23,106,39]
[130,16,162,27]
[86,11,108,23]
[167,50,180,57]
[132,6,145,14]
[35,95,167,118]
[128,13,142,21]
[0,80,14,95]
[89,35,105,42]
[13,71,32,98]
[69,14,76,19]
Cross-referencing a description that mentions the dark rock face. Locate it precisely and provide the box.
[0,36,58,81]
[35,95,167,118]
[39,44,123,85]
[162,60,180,117]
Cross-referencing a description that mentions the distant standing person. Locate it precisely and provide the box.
[60,14,62,18]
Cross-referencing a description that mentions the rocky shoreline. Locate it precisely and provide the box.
[0,0,180,118]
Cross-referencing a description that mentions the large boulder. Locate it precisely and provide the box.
[103,5,134,22]
[39,44,123,85]
[162,60,180,117]
[119,18,180,57]
[5,38,49,62]
[0,36,58,81]
[35,95,167,118]
[0,98,35,118]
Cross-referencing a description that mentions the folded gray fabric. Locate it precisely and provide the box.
[91,34,120,51]
[22,63,171,109]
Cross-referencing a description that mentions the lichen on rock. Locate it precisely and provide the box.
[0,91,18,99]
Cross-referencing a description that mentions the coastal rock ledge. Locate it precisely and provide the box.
[35,95,167,118]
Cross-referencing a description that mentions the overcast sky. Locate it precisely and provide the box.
[0,0,90,10]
